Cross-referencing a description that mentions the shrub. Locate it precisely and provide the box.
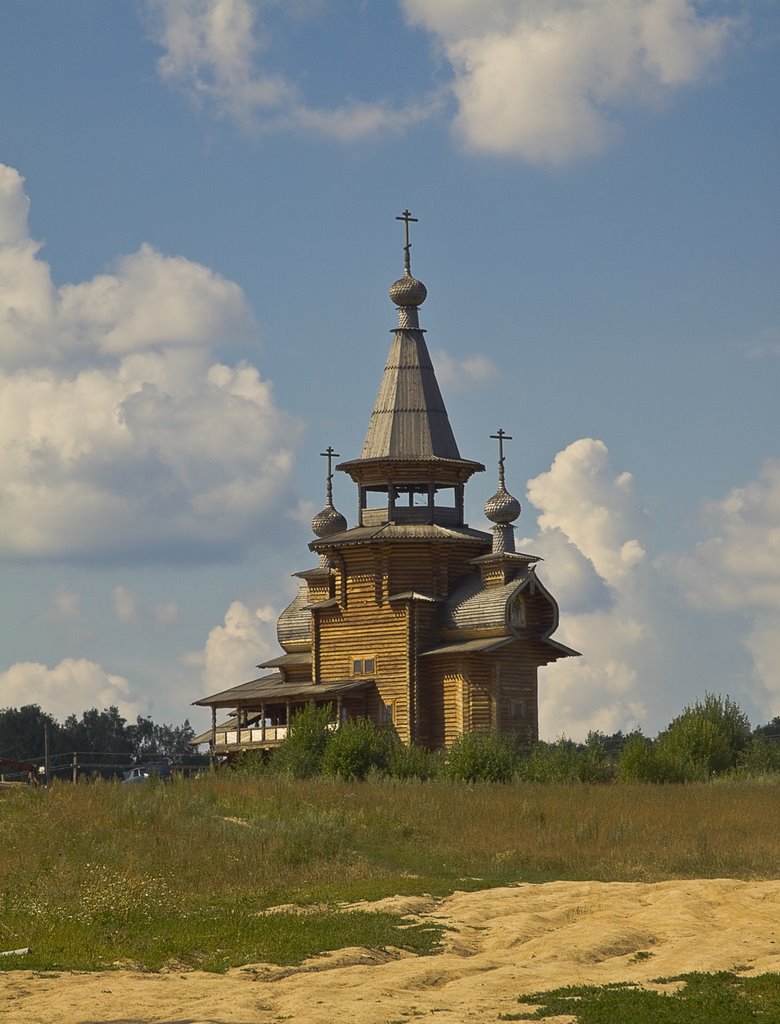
[617,732,660,782]
[387,741,441,781]
[272,703,333,779]
[733,735,780,778]
[321,717,394,781]
[444,731,519,783]
[518,738,581,783]
[578,731,617,783]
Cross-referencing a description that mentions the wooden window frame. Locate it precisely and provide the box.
[351,655,377,677]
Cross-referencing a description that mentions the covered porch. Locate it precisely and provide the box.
[192,674,374,762]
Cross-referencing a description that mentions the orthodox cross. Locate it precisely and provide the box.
[396,208,418,275]
[490,428,513,488]
[320,446,340,504]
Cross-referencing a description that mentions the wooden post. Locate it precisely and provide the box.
[210,707,217,771]
[236,706,242,746]
[44,721,50,786]
[337,694,343,726]
[261,702,266,743]
[72,751,78,784]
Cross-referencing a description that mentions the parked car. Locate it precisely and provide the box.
[122,762,171,784]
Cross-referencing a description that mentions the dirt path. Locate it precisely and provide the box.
[2,878,778,1024]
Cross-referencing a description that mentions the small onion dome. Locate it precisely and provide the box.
[311,503,347,538]
[389,273,427,307]
[484,485,521,525]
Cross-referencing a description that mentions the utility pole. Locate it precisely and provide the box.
[44,721,50,786]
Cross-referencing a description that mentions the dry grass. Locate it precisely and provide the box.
[1,776,777,971]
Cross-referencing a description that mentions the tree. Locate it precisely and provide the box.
[0,704,60,761]
[127,715,196,759]
[655,693,751,780]
[61,707,134,763]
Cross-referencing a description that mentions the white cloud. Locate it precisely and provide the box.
[0,658,149,722]
[519,437,767,739]
[198,600,280,692]
[0,164,302,562]
[403,0,734,163]
[674,459,780,713]
[145,0,434,139]
[431,348,498,392]
[527,438,646,587]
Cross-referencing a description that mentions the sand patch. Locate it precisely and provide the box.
[1,878,778,1024]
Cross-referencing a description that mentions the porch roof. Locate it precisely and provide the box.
[194,673,373,709]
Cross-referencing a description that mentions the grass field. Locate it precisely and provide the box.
[1,776,778,973]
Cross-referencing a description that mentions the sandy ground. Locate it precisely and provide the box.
[2,878,779,1024]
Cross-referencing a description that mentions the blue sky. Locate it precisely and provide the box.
[0,0,778,739]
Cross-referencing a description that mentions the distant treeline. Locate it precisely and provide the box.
[0,703,200,767]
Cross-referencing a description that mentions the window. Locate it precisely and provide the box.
[510,700,525,719]
[352,656,376,676]
[381,703,394,725]
[509,596,526,628]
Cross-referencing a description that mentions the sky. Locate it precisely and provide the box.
[0,0,778,741]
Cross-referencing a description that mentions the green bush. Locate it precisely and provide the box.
[321,717,395,780]
[618,732,661,782]
[272,703,333,779]
[732,735,780,778]
[444,730,519,783]
[578,731,617,783]
[518,738,581,783]
[387,741,442,781]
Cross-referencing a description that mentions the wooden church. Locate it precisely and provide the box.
[194,213,578,757]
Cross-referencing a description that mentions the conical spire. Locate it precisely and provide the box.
[484,428,521,554]
[358,210,462,463]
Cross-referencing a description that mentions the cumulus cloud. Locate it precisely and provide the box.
[0,164,302,563]
[674,459,780,712]
[431,348,498,392]
[196,600,280,692]
[145,0,435,139]
[517,437,764,739]
[0,658,149,722]
[528,438,646,586]
[403,0,735,163]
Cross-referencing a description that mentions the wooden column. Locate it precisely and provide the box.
[210,706,217,771]
[261,702,266,743]
[236,706,242,745]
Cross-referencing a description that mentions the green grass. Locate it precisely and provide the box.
[1,775,778,972]
[501,972,780,1022]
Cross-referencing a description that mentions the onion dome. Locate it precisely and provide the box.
[312,445,347,539]
[311,503,347,538]
[389,273,427,308]
[484,485,521,525]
